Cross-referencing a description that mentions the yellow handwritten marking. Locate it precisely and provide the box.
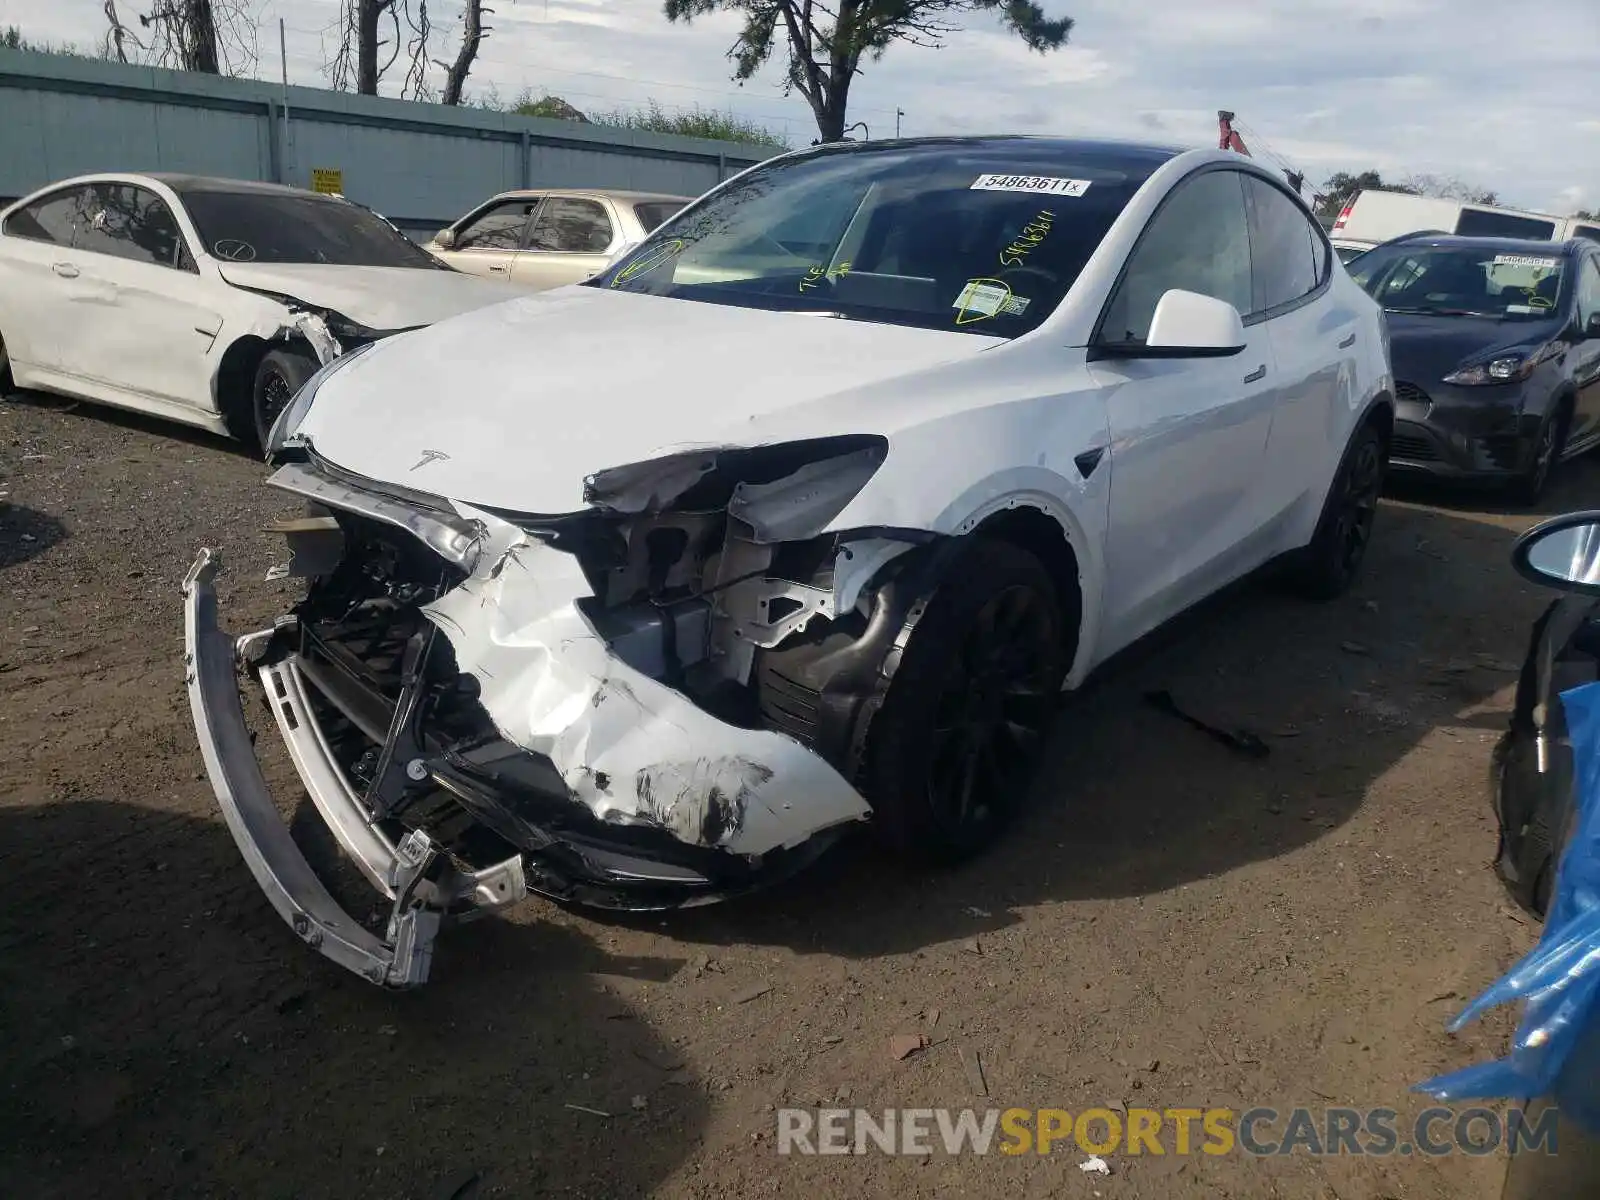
[954,277,1013,325]
[999,210,1055,269]
[612,238,686,287]
[797,260,853,293]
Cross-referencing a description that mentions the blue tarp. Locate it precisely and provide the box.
[1415,680,1600,1132]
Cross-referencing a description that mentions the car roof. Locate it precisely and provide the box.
[1379,232,1581,257]
[788,134,1187,174]
[145,173,342,200]
[488,188,694,204]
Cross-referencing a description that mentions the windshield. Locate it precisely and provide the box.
[177,189,447,268]
[1347,244,1568,319]
[589,143,1155,336]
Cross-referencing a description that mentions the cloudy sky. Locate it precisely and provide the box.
[11,0,1599,213]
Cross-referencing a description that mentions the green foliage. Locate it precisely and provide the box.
[2,25,109,60]
[471,87,788,148]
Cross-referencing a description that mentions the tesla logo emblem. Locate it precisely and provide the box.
[409,449,450,472]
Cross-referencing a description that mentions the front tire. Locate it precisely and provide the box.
[1285,421,1386,602]
[861,539,1069,865]
[0,330,14,395]
[1508,404,1568,508]
[249,347,319,453]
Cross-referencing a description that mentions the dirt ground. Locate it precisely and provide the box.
[2,389,1595,1200]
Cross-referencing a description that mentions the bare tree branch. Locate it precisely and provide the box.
[402,0,432,100]
[442,1,490,107]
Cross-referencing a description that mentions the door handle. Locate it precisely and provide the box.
[1244,364,1267,384]
[1338,333,1357,349]
[52,262,79,278]
[489,264,509,273]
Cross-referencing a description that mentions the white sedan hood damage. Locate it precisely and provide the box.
[217,262,517,331]
[424,505,872,856]
[294,285,1001,514]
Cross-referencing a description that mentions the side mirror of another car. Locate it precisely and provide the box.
[1585,312,1600,340]
[1513,511,1600,596]
[433,228,457,250]
[1113,289,1248,358]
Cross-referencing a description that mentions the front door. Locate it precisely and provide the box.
[436,197,543,281]
[508,195,618,290]
[62,183,224,412]
[1570,254,1600,449]
[0,183,92,374]
[1091,167,1277,655]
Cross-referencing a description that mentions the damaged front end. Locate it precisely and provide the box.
[185,438,945,987]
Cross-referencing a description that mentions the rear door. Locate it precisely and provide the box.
[509,195,618,290]
[61,182,225,411]
[1245,175,1354,525]
[0,184,92,374]
[435,197,543,280]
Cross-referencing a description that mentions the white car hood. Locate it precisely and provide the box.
[216,262,517,331]
[296,286,1000,514]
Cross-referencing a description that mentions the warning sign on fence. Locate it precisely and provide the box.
[310,167,343,195]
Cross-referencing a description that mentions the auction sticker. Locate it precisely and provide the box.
[952,280,1030,324]
[1493,254,1560,269]
[971,174,1091,197]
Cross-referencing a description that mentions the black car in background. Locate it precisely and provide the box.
[1348,234,1600,503]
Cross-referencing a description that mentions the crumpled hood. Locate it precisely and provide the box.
[295,285,1000,514]
[1386,311,1562,385]
[217,262,518,331]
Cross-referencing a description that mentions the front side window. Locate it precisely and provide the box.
[529,197,612,253]
[1576,257,1600,325]
[177,188,447,268]
[73,183,187,269]
[1099,169,1252,344]
[1350,244,1569,320]
[3,186,89,246]
[592,143,1162,337]
[1245,176,1323,313]
[455,199,540,251]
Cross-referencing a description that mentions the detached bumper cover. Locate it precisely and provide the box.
[183,549,523,988]
[1387,382,1536,477]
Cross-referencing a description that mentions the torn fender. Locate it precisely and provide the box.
[421,507,873,857]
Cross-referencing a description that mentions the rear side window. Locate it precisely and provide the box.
[529,197,613,252]
[1573,224,1600,246]
[1245,176,1324,313]
[632,201,682,233]
[3,186,88,246]
[1454,209,1557,240]
[1100,169,1252,344]
[73,183,188,269]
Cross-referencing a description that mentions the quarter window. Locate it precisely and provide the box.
[1245,177,1322,313]
[1577,257,1600,325]
[3,186,89,246]
[1100,169,1252,345]
[528,197,613,253]
[73,183,187,268]
[455,199,540,251]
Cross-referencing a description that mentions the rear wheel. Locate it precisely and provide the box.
[1285,421,1387,601]
[861,540,1069,865]
[249,347,319,453]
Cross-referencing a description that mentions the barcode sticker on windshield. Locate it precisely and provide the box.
[971,174,1092,197]
[1493,254,1560,268]
[952,281,1030,322]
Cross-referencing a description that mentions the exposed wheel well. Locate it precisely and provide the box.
[215,335,273,442]
[1363,397,1394,446]
[969,506,1084,662]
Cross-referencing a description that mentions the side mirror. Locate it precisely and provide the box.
[1144,290,1248,356]
[1585,312,1600,340]
[433,228,457,250]
[1512,511,1600,596]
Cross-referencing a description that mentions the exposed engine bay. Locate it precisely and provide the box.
[190,434,960,986]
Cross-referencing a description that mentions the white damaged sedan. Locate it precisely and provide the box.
[184,136,1394,986]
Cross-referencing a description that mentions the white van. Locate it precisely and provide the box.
[1330,190,1565,258]
[1562,214,1600,245]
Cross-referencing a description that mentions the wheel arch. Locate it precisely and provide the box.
[214,333,324,444]
[964,504,1085,675]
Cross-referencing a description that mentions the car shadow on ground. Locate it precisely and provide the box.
[588,479,1582,960]
[2,390,258,461]
[0,503,67,569]
[0,800,708,1199]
